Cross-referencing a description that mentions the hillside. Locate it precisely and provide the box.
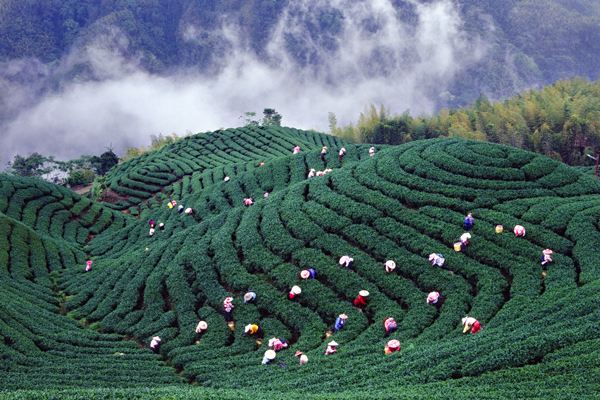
[1,127,600,399]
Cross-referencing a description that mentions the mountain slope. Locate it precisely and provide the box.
[1,129,599,399]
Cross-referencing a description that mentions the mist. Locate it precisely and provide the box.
[0,0,487,164]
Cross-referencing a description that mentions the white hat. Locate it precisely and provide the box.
[224,176,230,182]
[264,349,276,360]
[359,290,370,297]
[185,207,192,214]
[299,354,308,364]
[243,292,255,302]
[197,321,208,330]
[387,339,400,349]
[461,233,471,240]
[152,336,161,342]
[328,340,338,347]
[244,324,253,333]
[291,285,302,295]
[268,338,278,347]
[385,260,396,271]
[543,249,553,255]
[339,313,348,320]
[300,270,310,279]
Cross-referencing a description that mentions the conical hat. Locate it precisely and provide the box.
[359,290,369,297]
[328,340,338,347]
[291,285,302,295]
[300,270,310,279]
[387,339,400,349]
[264,349,276,360]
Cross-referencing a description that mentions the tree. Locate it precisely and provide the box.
[242,111,259,127]
[90,150,119,175]
[328,112,338,134]
[262,108,282,126]
[8,153,55,177]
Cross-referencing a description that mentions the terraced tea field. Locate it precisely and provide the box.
[1,126,599,399]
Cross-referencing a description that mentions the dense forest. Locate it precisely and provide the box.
[332,79,600,165]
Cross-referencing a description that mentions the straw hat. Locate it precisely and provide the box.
[328,340,338,347]
[291,285,302,295]
[197,321,208,331]
[339,313,348,320]
[359,290,370,297]
[543,249,553,255]
[264,349,276,360]
[387,339,400,350]
[300,270,310,279]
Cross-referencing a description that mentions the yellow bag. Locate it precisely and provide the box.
[454,242,462,252]
[167,203,173,209]
[495,225,503,234]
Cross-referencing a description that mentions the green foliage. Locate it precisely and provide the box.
[7,153,54,177]
[336,79,600,165]
[1,128,599,399]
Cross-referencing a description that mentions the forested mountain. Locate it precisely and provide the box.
[1,0,599,164]
[2,0,599,100]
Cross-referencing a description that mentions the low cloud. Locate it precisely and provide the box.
[0,0,487,164]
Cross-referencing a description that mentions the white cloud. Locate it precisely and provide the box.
[0,0,486,163]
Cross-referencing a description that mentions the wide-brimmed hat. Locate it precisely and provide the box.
[291,285,302,295]
[244,292,255,302]
[300,270,310,279]
[461,233,471,240]
[387,339,400,349]
[543,249,553,255]
[197,321,208,330]
[339,313,348,320]
[268,338,278,347]
[244,324,253,333]
[328,340,338,347]
[152,336,161,341]
[359,290,369,297]
[294,351,303,357]
[224,176,230,182]
[264,349,276,360]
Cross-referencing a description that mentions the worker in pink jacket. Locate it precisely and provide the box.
[427,291,441,305]
[383,317,397,336]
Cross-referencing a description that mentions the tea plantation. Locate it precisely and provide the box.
[1,126,599,399]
